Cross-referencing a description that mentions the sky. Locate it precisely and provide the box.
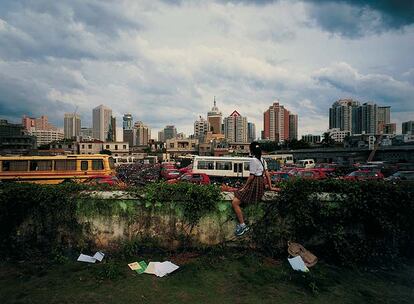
[0,0,413,138]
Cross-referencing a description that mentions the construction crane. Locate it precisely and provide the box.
[367,134,383,162]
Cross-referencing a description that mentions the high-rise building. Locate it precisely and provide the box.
[163,125,177,141]
[158,130,165,142]
[263,101,297,142]
[288,114,298,140]
[360,102,378,134]
[329,99,360,133]
[247,122,256,143]
[123,114,133,130]
[402,121,414,135]
[92,105,112,141]
[134,121,150,146]
[64,113,81,139]
[107,116,116,141]
[207,97,222,134]
[224,111,248,142]
[194,116,210,139]
[382,123,396,135]
[22,115,57,131]
[377,106,391,133]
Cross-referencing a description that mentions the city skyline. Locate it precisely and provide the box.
[0,1,413,137]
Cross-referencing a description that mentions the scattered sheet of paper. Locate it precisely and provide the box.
[144,261,179,277]
[136,261,148,274]
[77,254,97,263]
[144,262,160,275]
[288,256,309,272]
[93,251,105,262]
[128,262,140,271]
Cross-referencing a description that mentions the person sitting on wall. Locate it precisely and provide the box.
[231,141,279,236]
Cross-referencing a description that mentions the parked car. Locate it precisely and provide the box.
[84,175,125,186]
[167,173,210,185]
[296,169,328,180]
[297,159,315,169]
[179,164,193,174]
[269,171,293,182]
[161,169,181,180]
[344,170,384,181]
[385,171,414,182]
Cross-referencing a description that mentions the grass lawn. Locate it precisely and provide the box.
[0,250,413,304]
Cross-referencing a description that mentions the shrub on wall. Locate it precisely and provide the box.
[253,179,414,266]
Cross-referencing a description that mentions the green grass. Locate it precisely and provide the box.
[0,250,413,304]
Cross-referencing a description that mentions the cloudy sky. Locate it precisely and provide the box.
[0,0,413,138]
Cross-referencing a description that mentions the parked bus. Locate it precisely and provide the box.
[192,156,252,178]
[0,154,115,184]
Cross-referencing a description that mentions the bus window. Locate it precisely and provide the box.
[216,161,232,170]
[30,160,52,171]
[92,159,104,170]
[234,163,243,173]
[55,160,77,171]
[81,161,88,171]
[243,162,250,171]
[3,160,28,171]
[197,161,214,170]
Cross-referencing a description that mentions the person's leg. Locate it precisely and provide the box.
[232,197,244,224]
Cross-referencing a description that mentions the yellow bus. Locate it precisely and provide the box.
[0,154,115,184]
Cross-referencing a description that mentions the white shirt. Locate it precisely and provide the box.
[249,157,268,176]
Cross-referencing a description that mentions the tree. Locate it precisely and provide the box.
[321,132,336,147]
[100,149,112,155]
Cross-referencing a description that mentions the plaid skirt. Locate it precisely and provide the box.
[234,175,265,205]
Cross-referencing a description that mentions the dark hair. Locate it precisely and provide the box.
[249,141,261,159]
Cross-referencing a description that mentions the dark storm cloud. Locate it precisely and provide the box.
[0,0,142,61]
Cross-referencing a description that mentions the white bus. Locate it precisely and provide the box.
[192,156,252,178]
[263,154,294,164]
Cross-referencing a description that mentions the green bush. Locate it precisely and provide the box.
[0,183,86,258]
[253,179,414,266]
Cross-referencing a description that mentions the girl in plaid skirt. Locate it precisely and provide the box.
[232,141,278,236]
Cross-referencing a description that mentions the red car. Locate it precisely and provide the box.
[179,164,193,174]
[269,171,293,182]
[161,169,181,180]
[167,173,210,185]
[344,170,384,181]
[296,169,328,180]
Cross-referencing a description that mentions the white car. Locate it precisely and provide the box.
[297,159,315,169]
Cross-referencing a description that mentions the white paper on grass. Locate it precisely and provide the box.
[144,261,179,277]
[93,251,105,262]
[288,256,309,272]
[77,254,97,263]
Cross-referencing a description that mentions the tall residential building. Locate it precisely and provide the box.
[329,99,360,133]
[22,115,57,131]
[402,121,414,135]
[263,101,296,143]
[360,102,378,134]
[288,114,298,140]
[224,110,248,142]
[92,105,112,141]
[158,130,165,142]
[64,113,81,139]
[135,121,150,146]
[248,122,256,143]
[194,116,210,139]
[163,125,177,141]
[207,97,222,134]
[377,106,391,133]
[123,114,133,130]
[107,116,116,141]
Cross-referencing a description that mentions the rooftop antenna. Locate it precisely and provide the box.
[214,96,216,107]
